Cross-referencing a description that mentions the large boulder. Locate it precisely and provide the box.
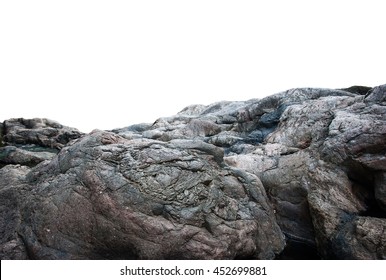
[2,131,285,259]
[224,86,386,259]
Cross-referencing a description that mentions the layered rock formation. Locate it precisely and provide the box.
[1,85,385,259]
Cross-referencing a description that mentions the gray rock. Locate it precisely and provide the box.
[222,86,386,259]
[334,217,386,259]
[1,84,386,259]
[2,118,84,150]
[8,130,285,259]
[0,122,4,147]
[365,84,386,104]
[341,85,372,95]
[0,165,30,259]
[0,146,56,167]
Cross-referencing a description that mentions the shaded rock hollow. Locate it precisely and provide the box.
[1,85,385,259]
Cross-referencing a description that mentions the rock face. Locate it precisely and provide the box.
[1,86,385,259]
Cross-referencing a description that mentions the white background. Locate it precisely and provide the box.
[1,0,385,132]
[2,260,385,280]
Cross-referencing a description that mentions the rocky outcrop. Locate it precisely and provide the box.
[2,118,83,150]
[1,85,385,259]
[0,118,83,168]
[0,146,56,167]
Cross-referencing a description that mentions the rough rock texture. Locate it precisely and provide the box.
[0,146,56,167]
[1,85,386,259]
[2,118,84,150]
[0,118,82,169]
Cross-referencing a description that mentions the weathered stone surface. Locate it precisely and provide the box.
[2,131,285,259]
[0,165,30,259]
[0,122,4,147]
[334,217,386,259]
[0,146,56,167]
[1,84,386,259]
[375,172,386,211]
[2,118,84,150]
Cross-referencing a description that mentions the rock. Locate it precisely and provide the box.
[307,165,368,258]
[0,122,4,147]
[375,172,386,211]
[0,146,56,167]
[220,86,386,259]
[8,130,285,259]
[365,84,386,104]
[0,165,30,260]
[341,85,372,95]
[334,217,386,259]
[2,118,84,150]
[1,84,386,259]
